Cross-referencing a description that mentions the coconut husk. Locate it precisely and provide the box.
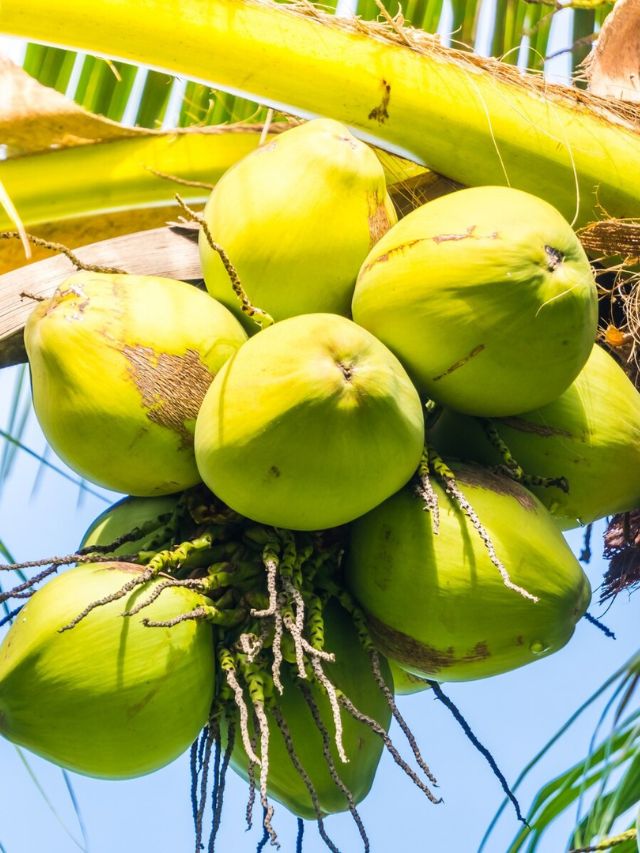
[579,218,640,262]
[584,0,640,103]
[0,55,148,152]
[602,510,640,602]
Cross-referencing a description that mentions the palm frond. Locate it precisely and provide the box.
[14,747,89,852]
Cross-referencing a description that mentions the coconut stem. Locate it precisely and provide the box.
[299,683,369,852]
[337,692,441,804]
[253,699,278,848]
[416,450,440,534]
[0,565,60,603]
[0,230,127,274]
[309,656,348,764]
[427,679,528,826]
[272,704,340,853]
[123,577,207,616]
[580,523,593,563]
[251,547,280,617]
[175,194,274,330]
[429,449,540,603]
[480,418,569,493]
[370,649,438,787]
[219,647,261,766]
[209,714,235,852]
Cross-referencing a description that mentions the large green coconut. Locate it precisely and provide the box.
[80,495,180,556]
[345,463,591,681]
[352,186,597,416]
[0,563,214,778]
[223,600,391,818]
[194,313,424,530]
[199,118,397,329]
[25,272,247,496]
[432,344,640,528]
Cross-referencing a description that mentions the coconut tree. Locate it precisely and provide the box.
[0,0,639,850]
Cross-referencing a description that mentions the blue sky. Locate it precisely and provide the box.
[0,360,637,853]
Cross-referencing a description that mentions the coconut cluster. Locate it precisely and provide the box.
[2,117,634,844]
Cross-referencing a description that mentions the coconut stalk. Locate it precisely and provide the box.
[2,0,640,226]
[0,127,277,232]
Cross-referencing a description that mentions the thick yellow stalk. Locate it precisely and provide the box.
[0,128,267,230]
[1,0,639,225]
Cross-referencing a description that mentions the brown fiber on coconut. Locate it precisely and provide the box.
[584,0,640,103]
[0,56,145,152]
[602,510,640,602]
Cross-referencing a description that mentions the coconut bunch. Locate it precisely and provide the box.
[1,115,634,846]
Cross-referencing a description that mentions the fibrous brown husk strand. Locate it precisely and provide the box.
[0,565,60,603]
[336,692,440,804]
[416,450,440,533]
[602,510,640,602]
[272,705,340,853]
[370,650,438,787]
[429,449,539,602]
[300,683,370,852]
[175,194,274,329]
[219,648,261,766]
[253,700,278,848]
[209,715,235,852]
[0,230,127,274]
[479,419,569,492]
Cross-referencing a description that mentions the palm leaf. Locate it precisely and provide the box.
[1,0,636,228]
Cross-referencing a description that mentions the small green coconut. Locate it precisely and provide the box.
[432,344,640,527]
[223,601,391,818]
[0,563,214,778]
[352,186,597,416]
[199,118,396,329]
[80,494,180,556]
[346,463,591,681]
[25,271,247,496]
[388,661,432,695]
[194,313,425,530]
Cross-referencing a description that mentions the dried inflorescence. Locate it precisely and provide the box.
[602,510,640,602]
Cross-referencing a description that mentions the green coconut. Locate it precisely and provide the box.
[80,495,180,556]
[352,186,597,416]
[223,600,391,818]
[388,661,432,695]
[194,313,425,530]
[0,563,215,778]
[25,271,247,496]
[345,463,591,681]
[432,344,640,528]
[199,118,397,329]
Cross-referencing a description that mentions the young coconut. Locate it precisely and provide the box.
[199,118,397,329]
[345,463,591,681]
[0,563,215,777]
[389,661,432,695]
[80,494,181,556]
[432,344,640,528]
[352,186,597,416]
[25,272,247,495]
[194,313,425,530]
[221,600,392,819]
